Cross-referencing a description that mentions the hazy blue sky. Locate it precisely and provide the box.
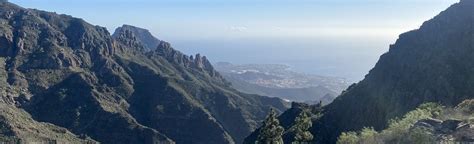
[10,0,458,81]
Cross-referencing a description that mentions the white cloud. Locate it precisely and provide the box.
[229,26,248,32]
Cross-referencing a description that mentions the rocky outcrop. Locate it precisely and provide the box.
[413,118,474,142]
[112,24,162,51]
[151,41,220,78]
[112,26,146,51]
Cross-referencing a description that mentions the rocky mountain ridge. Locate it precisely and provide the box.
[0,2,288,144]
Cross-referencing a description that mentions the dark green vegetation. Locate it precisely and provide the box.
[0,1,288,143]
[247,103,322,144]
[246,0,474,143]
[290,111,314,143]
[255,107,316,144]
[337,100,474,144]
[256,109,285,144]
[336,103,442,144]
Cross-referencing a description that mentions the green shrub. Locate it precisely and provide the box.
[256,109,285,144]
[337,102,443,144]
[337,132,358,144]
[359,127,378,144]
[291,111,314,143]
[380,103,442,143]
[402,127,435,144]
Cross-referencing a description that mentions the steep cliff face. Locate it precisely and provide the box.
[112,24,162,51]
[0,2,288,144]
[321,0,474,138]
[246,0,474,143]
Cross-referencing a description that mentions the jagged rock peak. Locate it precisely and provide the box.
[152,42,219,77]
[112,24,162,51]
[193,54,216,74]
[112,24,219,77]
[112,26,146,51]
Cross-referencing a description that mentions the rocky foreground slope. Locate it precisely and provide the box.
[246,0,474,143]
[0,1,288,143]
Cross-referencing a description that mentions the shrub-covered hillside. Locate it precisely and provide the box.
[337,99,474,144]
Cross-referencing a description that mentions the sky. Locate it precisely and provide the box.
[10,0,458,81]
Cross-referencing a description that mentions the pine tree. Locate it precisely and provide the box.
[256,109,285,144]
[291,111,314,144]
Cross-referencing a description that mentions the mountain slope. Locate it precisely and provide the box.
[246,0,474,143]
[112,25,289,143]
[0,2,288,144]
[0,103,97,143]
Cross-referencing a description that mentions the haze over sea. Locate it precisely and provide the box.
[11,0,457,81]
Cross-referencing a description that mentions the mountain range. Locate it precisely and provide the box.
[2,0,474,144]
[0,1,288,143]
